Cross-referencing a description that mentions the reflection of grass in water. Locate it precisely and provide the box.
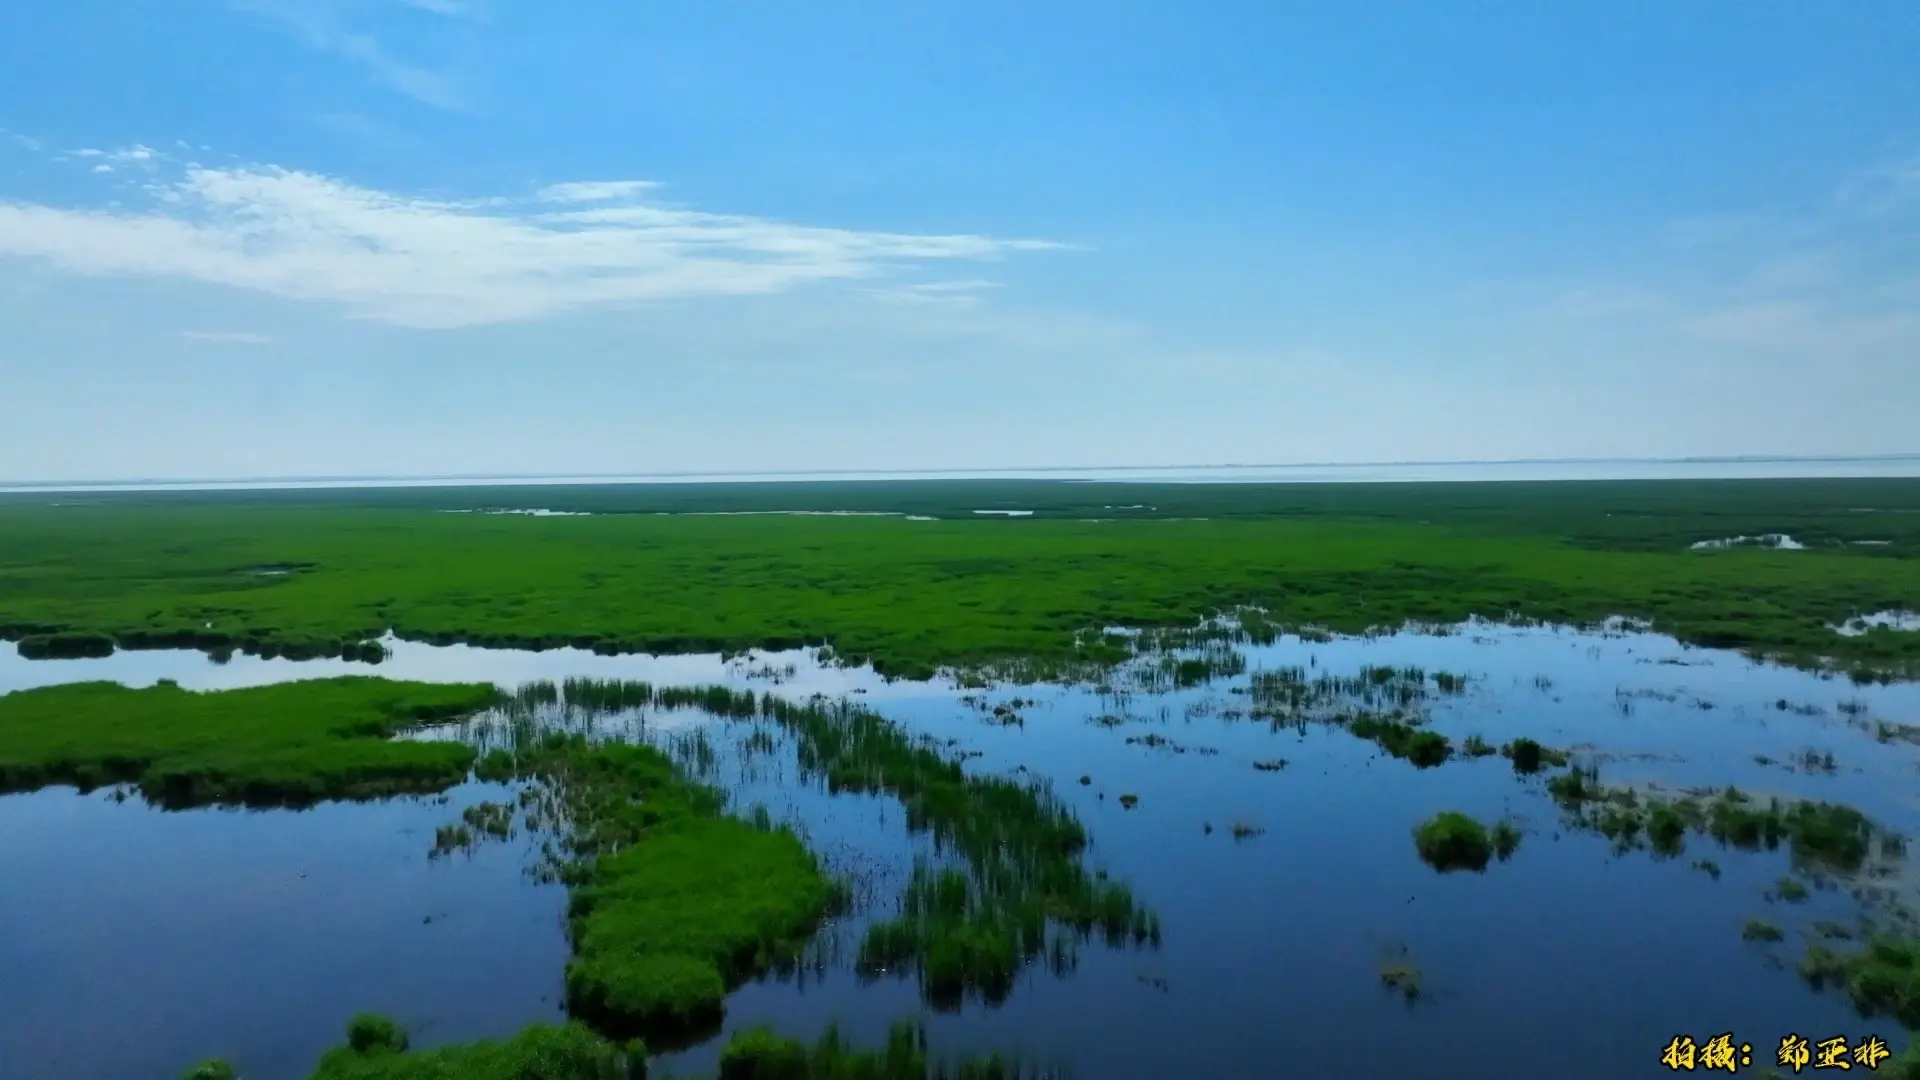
[1246,664,1467,728]
[0,677,497,807]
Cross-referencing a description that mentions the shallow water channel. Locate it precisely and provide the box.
[3,621,1918,1079]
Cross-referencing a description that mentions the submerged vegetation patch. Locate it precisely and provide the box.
[1799,937,1920,1030]
[0,677,497,806]
[1546,767,1892,873]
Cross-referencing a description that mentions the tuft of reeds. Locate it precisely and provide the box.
[1347,715,1450,768]
[1413,811,1493,873]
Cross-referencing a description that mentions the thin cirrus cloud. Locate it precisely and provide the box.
[232,0,466,110]
[0,153,1062,329]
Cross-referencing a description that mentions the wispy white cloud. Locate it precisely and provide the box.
[536,181,660,204]
[232,0,465,109]
[0,155,1061,329]
[865,279,1002,308]
[182,330,275,345]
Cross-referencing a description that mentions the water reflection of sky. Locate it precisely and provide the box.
[1,621,1917,1079]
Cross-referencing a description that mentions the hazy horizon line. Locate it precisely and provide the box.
[6,452,1920,491]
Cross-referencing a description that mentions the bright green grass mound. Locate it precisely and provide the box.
[481,735,838,1040]
[1413,811,1494,873]
[567,817,836,1036]
[304,1019,641,1080]
[0,677,497,806]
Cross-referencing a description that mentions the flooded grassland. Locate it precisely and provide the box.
[3,617,1919,1079]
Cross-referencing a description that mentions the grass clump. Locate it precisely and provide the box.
[1743,920,1786,943]
[1414,811,1494,873]
[1772,876,1810,903]
[0,677,497,807]
[307,1018,642,1079]
[1504,737,1567,773]
[1549,771,1889,873]
[716,1020,1062,1079]
[1347,715,1451,768]
[182,1062,238,1080]
[347,1014,409,1055]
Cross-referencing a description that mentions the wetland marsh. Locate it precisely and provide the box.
[1,480,1918,1078]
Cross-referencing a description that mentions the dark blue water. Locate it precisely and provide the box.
[1,623,1915,1079]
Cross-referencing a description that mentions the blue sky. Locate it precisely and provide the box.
[2,2,1918,481]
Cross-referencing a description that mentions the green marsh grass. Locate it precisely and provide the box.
[0,677,497,806]
[7,480,1920,678]
[1743,920,1786,943]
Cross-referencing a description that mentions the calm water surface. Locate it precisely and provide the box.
[2,623,1917,1079]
